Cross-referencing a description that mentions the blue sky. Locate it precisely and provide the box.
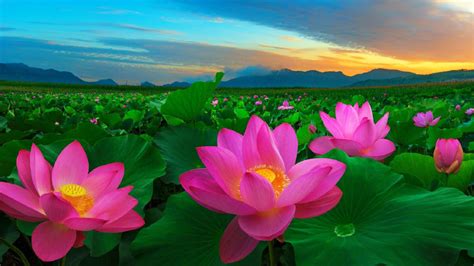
[1,0,473,84]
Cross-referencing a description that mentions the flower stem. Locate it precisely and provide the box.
[60,255,67,266]
[443,173,449,186]
[0,237,30,266]
[268,240,276,266]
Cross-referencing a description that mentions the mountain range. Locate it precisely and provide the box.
[1,63,473,88]
[218,68,416,88]
[0,63,118,86]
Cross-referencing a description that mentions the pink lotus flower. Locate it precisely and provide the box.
[223,97,229,102]
[466,108,474,115]
[434,139,463,174]
[0,141,144,262]
[310,102,395,161]
[308,124,317,134]
[89,118,98,125]
[255,100,262,106]
[278,100,294,110]
[180,116,345,263]
[412,111,440,127]
[212,99,219,107]
[455,104,461,111]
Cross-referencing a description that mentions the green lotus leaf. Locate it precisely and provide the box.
[154,126,217,184]
[131,192,263,266]
[286,150,474,266]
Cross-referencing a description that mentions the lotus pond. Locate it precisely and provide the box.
[0,76,473,266]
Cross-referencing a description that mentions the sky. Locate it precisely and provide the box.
[0,0,473,85]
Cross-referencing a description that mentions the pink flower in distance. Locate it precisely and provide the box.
[212,99,219,107]
[466,108,474,115]
[412,111,440,127]
[278,100,294,110]
[455,105,461,111]
[434,139,463,174]
[308,124,317,134]
[255,100,262,106]
[0,141,144,262]
[89,118,98,125]
[180,116,345,263]
[310,102,395,161]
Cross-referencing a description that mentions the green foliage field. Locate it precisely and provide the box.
[0,78,473,265]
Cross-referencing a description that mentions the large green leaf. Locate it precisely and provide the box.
[390,153,444,190]
[160,72,223,122]
[84,231,121,257]
[388,121,425,146]
[448,160,474,192]
[154,126,217,184]
[286,150,474,266]
[123,110,145,124]
[0,140,32,177]
[131,193,263,266]
[90,135,166,211]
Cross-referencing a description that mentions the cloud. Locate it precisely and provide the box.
[208,17,225,23]
[0,26,16,31]
[105,23,182,35]
[280,35,303,42]
[170,0,474,61]
[98,37,351,71]
[259,44,294,51]
[96,7,142,15]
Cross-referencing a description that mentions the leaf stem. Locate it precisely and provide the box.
[268,240,276,266]
[0,237,31,266]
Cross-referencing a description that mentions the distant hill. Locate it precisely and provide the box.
[350,69,474,87]
[0,63,85,84]
[0,63,117,85]
[215,68,473,88]
[220,69,354,88]
[141,81,155,87]
[217,68,416,88]
[163,81,191,87]
[90,79,118,86]
[351,68,415,81]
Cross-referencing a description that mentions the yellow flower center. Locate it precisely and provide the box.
[255,168,276,183]
[60,184,94,216]
[252,165,290,197]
